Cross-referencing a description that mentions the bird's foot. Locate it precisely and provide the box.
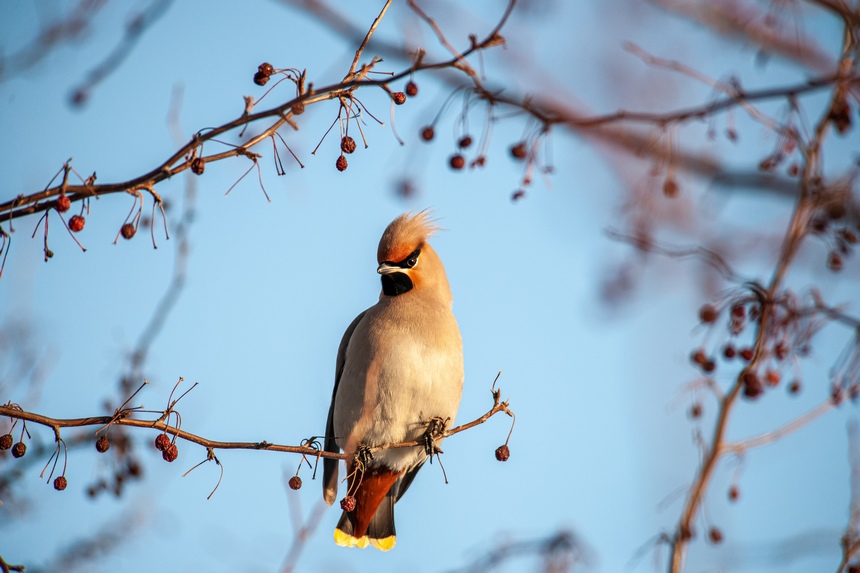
[354,444,374,470]
[422,416,449,455]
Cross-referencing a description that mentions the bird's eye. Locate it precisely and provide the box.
[406,256,417,268]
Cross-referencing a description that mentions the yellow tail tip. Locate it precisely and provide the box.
[370,536,396,551]
[333,529,396,551]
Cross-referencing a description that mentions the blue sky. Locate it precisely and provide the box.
[0,1,856,572]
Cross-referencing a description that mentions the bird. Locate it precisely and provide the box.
[322,211,464,551]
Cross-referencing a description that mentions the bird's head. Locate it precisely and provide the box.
[376,211,451,301]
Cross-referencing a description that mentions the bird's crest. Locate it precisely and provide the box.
[377,210,440,264]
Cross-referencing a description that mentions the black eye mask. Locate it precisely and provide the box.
[380,248,421,296]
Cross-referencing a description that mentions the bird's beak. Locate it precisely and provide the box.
[377,262,400,275]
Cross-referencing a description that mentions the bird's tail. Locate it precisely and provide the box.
[334,493,396,551]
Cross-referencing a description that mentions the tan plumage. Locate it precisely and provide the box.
[323,211,464,551]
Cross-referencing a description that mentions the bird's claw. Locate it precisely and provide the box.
[422,416,449,455]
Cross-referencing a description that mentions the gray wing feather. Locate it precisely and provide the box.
[323,309,368,505]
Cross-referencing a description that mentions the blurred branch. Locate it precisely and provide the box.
[69,0,175,106]
[667,15,859,572]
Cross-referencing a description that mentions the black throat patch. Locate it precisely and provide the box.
[381,272,413,296]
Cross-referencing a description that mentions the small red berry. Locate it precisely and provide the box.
[739,348,755,361]
[702,360,716,373]
[765,369,781,386]
[340,495,357,512]
[162,443,178,463]
[191,157,205,175]
[340,136,357,154]
[96,435,110,453]
[420,126,435,141]
[253,71,269,86]
[698,304,718,324]
[154,433,170,452]
[405,81,418,97]
[728,485,740,501]
[731,305,746,318]
[0,434,12,450]
[691,349,707,366]
[708,527,724,544]
[723,344,736,359]
[335,155,348,172]
[56,194,71,213]
[458,135,473,149]
[392,91,407,105]
[494,444,510,462]
[511,190,526,202]
[120,223,136,240]
[663,177,679,198]
[689,403,702,419]
[449,154,466,170]
[54,476,68,491]
[68,215,85,233]
[288,476,302,490]
[742,371,763,399]
[828,251,843,272]
[12,442,26,458]
[788,379,801,395]
[510,142,527,160]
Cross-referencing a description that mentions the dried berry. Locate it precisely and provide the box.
[162,443,178,463]
[253,71,270,86]
[510,142,527,160]
[689,403,702,419]
[723,344,736,359]
[291,102,305,115]
[120,223,136,240]
[12,441,26,458]
[340,136,357,154]
[392,91,407,105]
[698,304,718,324]
[96,435,110,453]
[739,348,755,361]
[54,476,68,491]
[258,62,274,76]
[742,371,763,399]
[0,434,12,450]
[154,433,170,452]
[288,476,302,490]
[702,360,716,373]
[663,177,679,198]
[828,251,843,272]
[405,81,418,97]
[731,305,746,319]
[340,495,357,512]
[708,527,724,544]
[449,154,466,170]
[420,126,435,141]
[458,135,473,149]
[56,194,71,213]
[788,379,801,395]
[68,215,85,233]
[494,444,510,462]
[511,190,526,202]
[335,155,348,172]
[728,485,740,501]
[191,157,205,175]
[691,349,707,366]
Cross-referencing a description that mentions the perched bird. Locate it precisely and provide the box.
[323,211,464,551]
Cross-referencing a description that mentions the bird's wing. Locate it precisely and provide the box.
[323,309,368,505]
